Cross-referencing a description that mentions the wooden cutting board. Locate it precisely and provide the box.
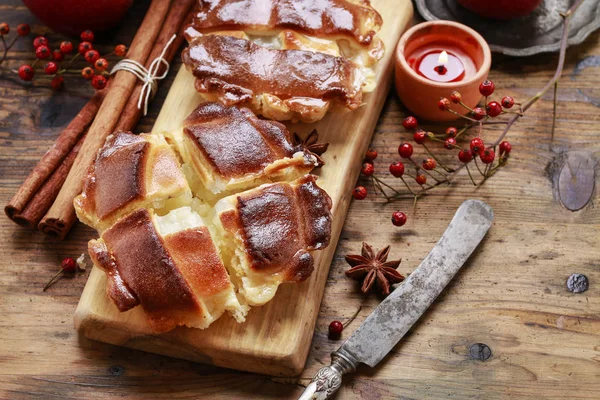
[74,0,413,377]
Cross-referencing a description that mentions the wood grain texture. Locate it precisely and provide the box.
[73,0,414,377]
[1,0,600,399]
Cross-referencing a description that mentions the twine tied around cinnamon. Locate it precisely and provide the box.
[110,34,177,116]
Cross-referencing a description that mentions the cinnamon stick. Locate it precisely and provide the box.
[39,0,172,239]
[114,0,195,132]
[11,134,86,229]
[4,87,107,221]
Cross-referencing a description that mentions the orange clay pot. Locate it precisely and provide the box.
[395,21,491,122]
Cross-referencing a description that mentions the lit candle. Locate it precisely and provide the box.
[416,50,465,82]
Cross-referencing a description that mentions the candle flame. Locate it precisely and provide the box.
[437,50,449,66]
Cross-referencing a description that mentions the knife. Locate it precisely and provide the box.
[298,199,494,400]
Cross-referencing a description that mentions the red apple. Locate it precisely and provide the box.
[457,0,543,20]
[22,0,133,37]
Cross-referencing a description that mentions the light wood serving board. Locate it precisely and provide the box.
[75,0,413,377]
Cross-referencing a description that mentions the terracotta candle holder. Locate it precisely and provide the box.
[395,21,491,121]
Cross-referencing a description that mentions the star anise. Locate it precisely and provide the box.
[345,242,404,296]
[293,129,329,167]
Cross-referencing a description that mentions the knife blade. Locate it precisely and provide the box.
[298,199,493,400]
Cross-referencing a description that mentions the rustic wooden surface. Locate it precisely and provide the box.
[1,0,599,399]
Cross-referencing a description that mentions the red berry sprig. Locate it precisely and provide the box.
[43,257,83,291]
[328,306,362,340]
[0,23,31,69]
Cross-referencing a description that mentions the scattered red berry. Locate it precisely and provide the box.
[499,141,512,156]
[44,61,58,75]
[479,79,495,97]
[389,161,405,177]
[80,29,95,43]
[78,41,93,55]
[458,149,473,163]
[17,23,30,36]
[352,186,367,200]
[361,162,374,176]
[501,96,515,109]
[43,257,78,291]
[18,64,34,81]
[52,49,64,61]
[328,320,343,339]
[438,97,451,111]
[415,174,427,185]
[391,211,407,227]
[35,45,50,59]
[33,36,48,48]
[398,143,413,158]
[486,101,502,117]
[0,23,9,35]
[450,91,462,104]
[81,67,94,79]
[472,107,486,120]
[50,75,64,90]
[60,41,73,54]
[470,137,484,155]
[444,137,457,150]
[114,44,127,57]
[91,74,107,90]
[84,49,100,64]
[480,148,495,164]
[94,58,108,71]
[422,158,436,170]
[445,126,457,137]
[413,129,426,144]
[364,148,377,162]
[402,116,418,130]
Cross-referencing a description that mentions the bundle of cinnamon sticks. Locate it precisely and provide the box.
[5,0,195,239]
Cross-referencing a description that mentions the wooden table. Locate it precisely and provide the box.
[1,1,599,399]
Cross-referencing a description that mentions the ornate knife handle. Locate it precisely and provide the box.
[298,350,360,400]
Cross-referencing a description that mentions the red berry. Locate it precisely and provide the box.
[438,97,451,111]
[479,79,495,97]
[450,91,462,104]
[480,148,495,164]
[361,162,374,176]
[389,161,405,177]
[472,107,486,120]
[402,116,418,130]
[80,30,94,43]
[17,23,30,36]
[94,58,108,71]
[398,143,413,158]
[81,67,94,79]
[470,138,484,155]
[50,75,64,91]
[445,126,457,137]
[328,320,343,339]
[391,211,407,227]
[61,257,77,273]
[35,45,50,59]
[501,96,515,109]
[44,61,58,75]
[52,49,64,61]
[114,44,127,57]
[486,101,502,117]
[78,41,93,55]
[352,186,367,200]
[60,41,73,54]
[33,36,48,48]
[444,137,457,150]
[364,148,377,162]
[84,49,100,64]
[91,74,107,90]
[0,23,9,35]
[415,174,427,185]
[413,129,426,144]
[18,64,34,81]
[499,141,512,156]
[422,158,436,170]
[458,149,473,163]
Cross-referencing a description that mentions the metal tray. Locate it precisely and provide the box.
[415,0,600,56]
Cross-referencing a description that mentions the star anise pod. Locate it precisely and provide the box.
[345,242,404,296]
[293,129,329,167]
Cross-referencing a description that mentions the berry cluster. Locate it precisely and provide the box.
[0,23,128,91]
